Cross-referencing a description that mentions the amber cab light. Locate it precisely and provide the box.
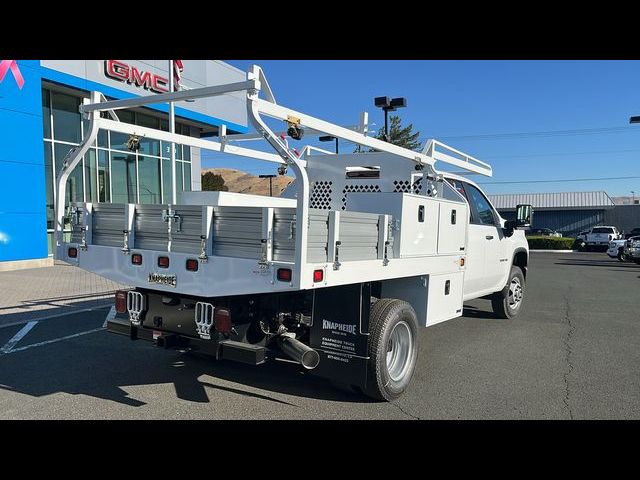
[158,256,170,268]
[277,268,292,282]
[313,269,324,282]
[68,247,78,258]
[131,253,142,265]
[186,259,199,272]
[115,290,127,314]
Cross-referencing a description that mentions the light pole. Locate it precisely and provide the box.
[374,96,407,142]
[259,174,276,197]
[632,190,636,204]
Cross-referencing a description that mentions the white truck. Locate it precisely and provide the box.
[585,226,621,250]
[54,65,532,401]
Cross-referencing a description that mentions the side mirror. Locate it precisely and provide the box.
[503,204,533,237]
[515,204,533,228]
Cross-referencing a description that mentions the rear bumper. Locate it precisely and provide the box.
[106,316,267,365]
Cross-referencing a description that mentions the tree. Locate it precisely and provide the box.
[373,115,422,151]
[201,172,228,191]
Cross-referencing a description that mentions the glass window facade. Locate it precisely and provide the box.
[42,85,195,255]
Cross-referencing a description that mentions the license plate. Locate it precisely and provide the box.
[148,272,177,287]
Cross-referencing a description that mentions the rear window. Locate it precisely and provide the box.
[592,227,614,234]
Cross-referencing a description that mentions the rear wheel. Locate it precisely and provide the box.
[491,266,526,319]
[364,299,418,402]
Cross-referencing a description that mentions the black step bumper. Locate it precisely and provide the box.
[106,317,266,366]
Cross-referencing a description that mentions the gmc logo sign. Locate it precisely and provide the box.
[105,60,169,94]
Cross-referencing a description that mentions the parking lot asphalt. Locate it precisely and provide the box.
[0,251,639,420]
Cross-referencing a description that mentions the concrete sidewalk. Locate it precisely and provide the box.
[0,260,126,326]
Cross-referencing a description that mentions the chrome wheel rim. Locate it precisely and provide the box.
[386,321,413,382]
[508,277,523,309]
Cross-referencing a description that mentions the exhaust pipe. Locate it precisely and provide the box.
[277,335,320,370]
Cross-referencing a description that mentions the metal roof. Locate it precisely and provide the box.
[488,191,615,210]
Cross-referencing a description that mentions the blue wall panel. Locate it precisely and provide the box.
[0,60,47,262]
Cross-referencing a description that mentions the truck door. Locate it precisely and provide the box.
[460,182,508,296]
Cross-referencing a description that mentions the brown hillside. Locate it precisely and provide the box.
[201,168,294,197]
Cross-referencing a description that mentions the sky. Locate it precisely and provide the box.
[201,60,640,198]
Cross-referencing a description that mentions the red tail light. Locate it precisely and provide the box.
[214,308,232,333]
[186,259,199,271]
[313,269,324,282]
[277,268,292,282]
[115,290,127,314]
[158,256,170,268]
[68,247,78,258]
[131,253,142,265]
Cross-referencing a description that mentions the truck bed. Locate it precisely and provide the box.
[62,191,467,299]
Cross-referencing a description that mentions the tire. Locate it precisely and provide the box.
[364,298,419,402]
[618,249,627,262]
[491,266,526,319]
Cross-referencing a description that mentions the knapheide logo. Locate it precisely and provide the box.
[0,60,25,90]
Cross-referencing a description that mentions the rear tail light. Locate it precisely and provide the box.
[277,268,292,282]
[131,253,142,265]
[313,269,323,282]
[68,247,77,258]
[158,256,170,268]
[186,259,199,272]
[115,290,127,314]
[214,308,232,333]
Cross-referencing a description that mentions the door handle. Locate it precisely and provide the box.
[485,235,494,240]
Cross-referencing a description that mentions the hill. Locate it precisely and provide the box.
[201,168,294,197]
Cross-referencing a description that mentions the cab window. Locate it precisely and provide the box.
[464,183,497,226]
[445,178,468,201]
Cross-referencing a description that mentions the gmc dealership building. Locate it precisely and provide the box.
[0,60,247,270]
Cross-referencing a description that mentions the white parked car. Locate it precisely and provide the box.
[609,236,640,262]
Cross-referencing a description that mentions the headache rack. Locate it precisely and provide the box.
[55,65,491,297]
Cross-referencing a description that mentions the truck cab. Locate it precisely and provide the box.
[444,175,529,303]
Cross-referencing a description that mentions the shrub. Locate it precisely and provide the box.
[526,236,576,250]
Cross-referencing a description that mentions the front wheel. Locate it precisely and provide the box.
[618,249,629,262]
[491,266,526,319]
[364,299,419,402]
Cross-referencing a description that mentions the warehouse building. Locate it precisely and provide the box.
[0,60,247,270]
[489,191,640,237]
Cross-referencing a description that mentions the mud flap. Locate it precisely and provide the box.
[308,282,371,389]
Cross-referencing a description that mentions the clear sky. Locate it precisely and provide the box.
[201,60,640,198]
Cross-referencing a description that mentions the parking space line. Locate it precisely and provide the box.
[5,327,105,354]
[0,303,113,330]
[103,306,116,328]
[0,321,38,354]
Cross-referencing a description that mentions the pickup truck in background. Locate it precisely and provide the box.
[585,226,621,251]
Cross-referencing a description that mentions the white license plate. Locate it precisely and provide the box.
[148,272,177,287]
